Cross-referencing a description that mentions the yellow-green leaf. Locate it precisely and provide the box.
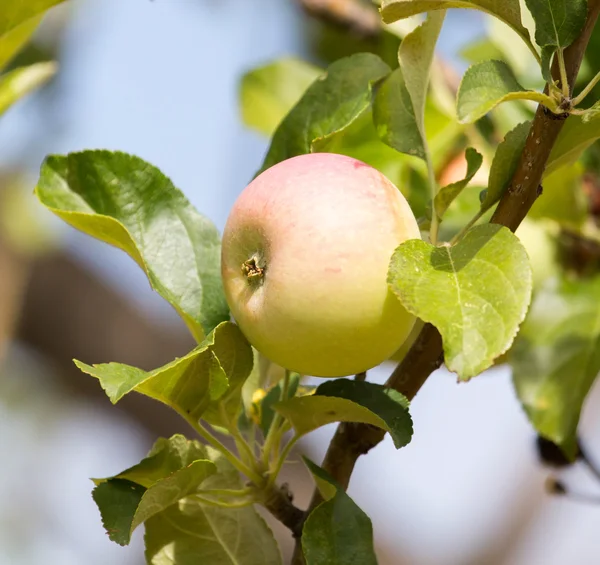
[0,61,56,116]
[389,224,533,379]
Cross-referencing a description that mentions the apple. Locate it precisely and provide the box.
[221,153,420,377]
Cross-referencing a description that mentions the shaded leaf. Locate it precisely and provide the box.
[0,15,42,71]
[546,114,600,176]
[375,11,444,161]
[92,480,145,546]
[145,447,282,565]
[511,276,600,460]
[92,435,218,546]
[380,0,531,46]
[302,457,338,502]
[258,373,300,436]
[482,121,531,213]
[320,106,415,190]
[260,53,390,173]
[93,461,216,546]
[457,60,557,123]
[389,224,532,379]
[515,219,559,290]
[0,61,56,116]
[524,0,587,49]
[530,163,587,228]
[399,11,445,141]
[434,147,483,218]
[75,322,252,422]
[95,435,209,488]
[302,458,377,565]
[374,68,425,159]
[540,45,555,83]
[240,57,322,137]
[275,379,412,449]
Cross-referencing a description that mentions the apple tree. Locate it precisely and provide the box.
[5,0,600,563]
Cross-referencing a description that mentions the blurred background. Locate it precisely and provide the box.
[1,1,600,564]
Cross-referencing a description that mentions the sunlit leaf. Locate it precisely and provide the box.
[36,150,229,341]
[380,0,531,47]
[389,224,532,379]
[0,61,56,115]
[75,322,252,422]
[0,0,64,38]
[457,60,557,123]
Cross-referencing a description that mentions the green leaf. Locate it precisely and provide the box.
[581,101,600,123]
[545,115,600,176]
[92,480,146,546]
[434,147,483,218]
[511,276,600,460]
[0,0,64,38]
[35,150,229,341]
[0,15,42,71]
[259,53,391,173]
[75,322,253,422]
[93,461,216,546]
[240,57,322,137]
[145,447,282,565]
[0,62,56,116]
[94,434,209,488]
[258,373,300,436]
[457,60,557,123]
[524,0,587,49]
[92,435,218,546]
[380,0,532,47]
[374,68,425,159]
[482,121,531,213]
[302,457,338,501]
[302,458,377,565]
[319,106,415,190]
[275,379,412,449]
[460,37,505,65]
[399,11,445,141]
[530,163,587,227]
[375,11,444,161]
[389,224,533,379]
[540,45,555,83]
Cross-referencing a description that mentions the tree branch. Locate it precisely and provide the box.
[262,483,306,539]
[297,0,381,38]
[290,2,600,562]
